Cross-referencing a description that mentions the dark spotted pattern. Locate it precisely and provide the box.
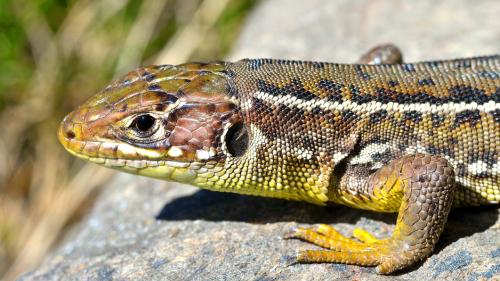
[404,111,423,123]
[229,56,499,206]
[369,110,388,124]
[418,78,435,86]
[479,71,500,79]
[317,80,343,101]
[481,150,497,167]
[257,79,317,101]
[431,113,446,128]
[388,80,399,87]
[453,110,482,128]
[448,86,489,103]
[355,65,371,80]
[402,63,416,72]
[371,149,393,164]
[491,109,500,123]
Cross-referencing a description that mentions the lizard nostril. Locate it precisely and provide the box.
[66,130,76,139]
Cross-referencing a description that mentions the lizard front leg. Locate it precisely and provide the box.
[287,154,455,274]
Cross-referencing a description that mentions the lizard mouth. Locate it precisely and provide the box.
[57,125,204,182]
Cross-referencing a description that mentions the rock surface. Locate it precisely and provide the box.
[22,0,500,280]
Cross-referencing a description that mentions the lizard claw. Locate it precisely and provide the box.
[283,252,301,267]
[282,227,301,240]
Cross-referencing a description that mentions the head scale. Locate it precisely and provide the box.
[58,62,248,182]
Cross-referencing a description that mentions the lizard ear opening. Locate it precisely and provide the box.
[225,121,249,157]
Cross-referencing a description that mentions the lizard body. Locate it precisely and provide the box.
[59,46,499,274]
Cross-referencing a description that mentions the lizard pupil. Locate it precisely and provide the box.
[134,114,155,132]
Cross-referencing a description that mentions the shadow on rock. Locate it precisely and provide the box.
[157,190,498,251]
[156,189,395,225]
[435,205,498,253]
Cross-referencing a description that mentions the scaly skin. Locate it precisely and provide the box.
[58,45,499,274]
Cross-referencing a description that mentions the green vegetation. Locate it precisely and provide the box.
[0,0,258,279]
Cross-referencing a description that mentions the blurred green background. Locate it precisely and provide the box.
[0,0,257,279]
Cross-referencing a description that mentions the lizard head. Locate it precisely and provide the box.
[59,60,332,204]
[58,62,248,183]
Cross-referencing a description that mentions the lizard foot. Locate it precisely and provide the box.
[286,224,417,274]
[285,154,456,274]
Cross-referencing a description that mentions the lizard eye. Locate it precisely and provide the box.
[131,114,157,136]
[225,122,249,157]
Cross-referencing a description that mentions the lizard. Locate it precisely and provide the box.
[58,44,499,274]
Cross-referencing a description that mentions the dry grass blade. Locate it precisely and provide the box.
[115,0,171,74]
[1,0,133,279]
[155,0,232,64]
[0,0,257,279]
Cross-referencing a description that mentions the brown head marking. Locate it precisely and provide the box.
[59,62,241,166]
